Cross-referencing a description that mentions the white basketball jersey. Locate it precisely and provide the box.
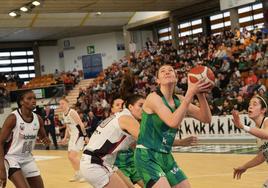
[84,109,136,165]
[62,109,81,138]
[256,117,268,161]
[5,109,40,160]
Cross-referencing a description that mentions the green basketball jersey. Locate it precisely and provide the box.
[137,89,180,153]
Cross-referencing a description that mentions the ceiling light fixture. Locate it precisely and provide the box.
[20,6,28,12]
[32,1,41,6]
[9,11,18,17]
[8,0,42,18]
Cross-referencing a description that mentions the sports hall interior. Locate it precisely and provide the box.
[0,0,267,187]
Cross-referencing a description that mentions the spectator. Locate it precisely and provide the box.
[54,114,66,139]
[86,111,99,137]
[245,70,258,85]
[44,105,58,150]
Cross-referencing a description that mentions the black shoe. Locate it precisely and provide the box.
[46,146,50,150]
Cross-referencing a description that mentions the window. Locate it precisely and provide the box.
[12,66,29,71]
[213,32,221,36]
[159,36,172,41]
[180,30,192,37]
[0,52,10,57]
[210,11,231,34]
[253,3,263,10]
[28,58,34,63]
[239,16,253,23]
[0,48,35,82]
[12,59,28,64]
[158,27,171,34]
[29,66,35,70]
[253,13,264,20]
[180,22,191,29]
[238,6,252,14]
[27,51,33,55]
[238,2,264,30]
[192,19,202,26]
[0,60,11,65]
[210,13,223,21]
[29,73,35,78]
[11,51,27,56]
[0,67,12,72]
[178,19,203,39]
[192,28,203,34]
[158,26,172,41]
[19,74,29,78]
[211,23,224,30]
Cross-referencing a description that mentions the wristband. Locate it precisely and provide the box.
[243,125,251,132]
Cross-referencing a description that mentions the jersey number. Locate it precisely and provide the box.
[22,141,33,153]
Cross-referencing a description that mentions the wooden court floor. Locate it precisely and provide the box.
[7,150,267,188]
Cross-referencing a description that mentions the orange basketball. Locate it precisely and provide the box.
[188,65,215,84]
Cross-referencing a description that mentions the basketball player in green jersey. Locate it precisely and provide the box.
[111,97,199,187]
[134,64,212,188]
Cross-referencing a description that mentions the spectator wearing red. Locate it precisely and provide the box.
[245,70,258,85]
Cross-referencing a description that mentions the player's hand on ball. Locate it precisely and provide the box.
[188,78,212,94]
[188,65,215,94]
[233,166,247,179]
[232,110,243,129]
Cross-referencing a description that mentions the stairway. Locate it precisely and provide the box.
[55,79,94,115]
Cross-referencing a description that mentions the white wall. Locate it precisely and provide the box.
[128,11,169,24]
[39,46,60,75]
[115,32,126,59]
[132,30,153,51]
[57,32,125,72]
[39,32,125,74]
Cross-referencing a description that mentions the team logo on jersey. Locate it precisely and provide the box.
[33,123,39,130]
[20,123,25,131]
[162,138,167,145]
[19,133,36,140]
[170,167,180,175]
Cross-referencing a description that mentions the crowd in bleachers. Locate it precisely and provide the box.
[0,68,82,92]
[0,69,82,114]
[74,27,268,130]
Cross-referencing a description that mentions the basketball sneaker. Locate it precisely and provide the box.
[69,173,80,182]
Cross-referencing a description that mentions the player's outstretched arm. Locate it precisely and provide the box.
[146,79,211,129]
[233,151,265,180]
[232,110,268,139]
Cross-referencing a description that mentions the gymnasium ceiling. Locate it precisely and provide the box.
[0,0,218,42]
